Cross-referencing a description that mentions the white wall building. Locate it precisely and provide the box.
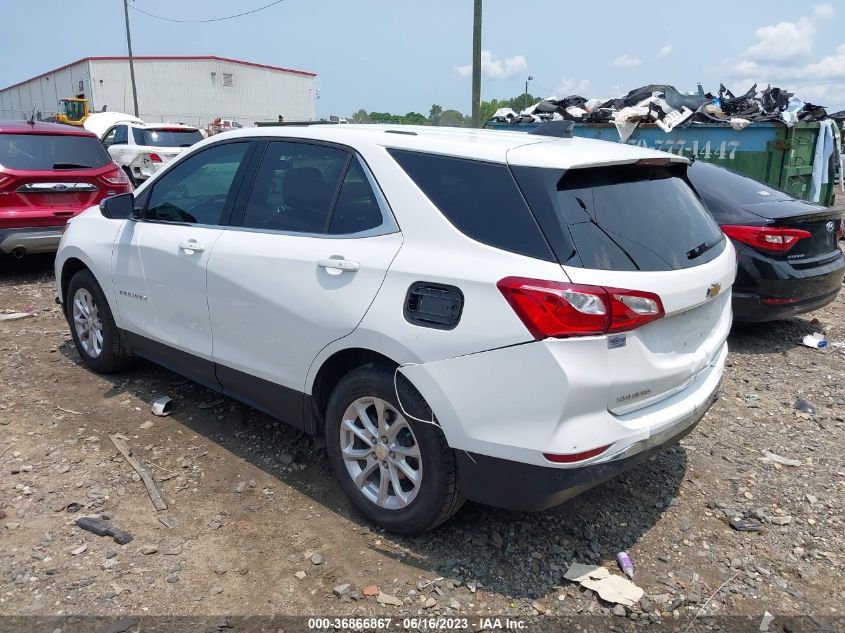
[0,55,317,126]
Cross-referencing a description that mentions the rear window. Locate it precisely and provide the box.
[132,128,203,148]
[388,149,554,261]
[687,161,791,218]
[0,133,111,170]
[512,163,725,271]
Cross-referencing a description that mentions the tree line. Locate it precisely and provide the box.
[350,93,540,127]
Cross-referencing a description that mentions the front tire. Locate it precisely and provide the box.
[325,364,463,534]
[66,269,131,373]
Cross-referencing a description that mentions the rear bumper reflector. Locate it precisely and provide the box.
[543,444,611,464]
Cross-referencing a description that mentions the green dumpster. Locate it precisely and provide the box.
[486,120,837,206]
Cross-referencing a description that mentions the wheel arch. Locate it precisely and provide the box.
[309,347,401,435]
[57,246,116,319]
[60,256,92,306]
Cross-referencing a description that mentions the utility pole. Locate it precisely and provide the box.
[471,0,482,127]
[123,0,140,117]
[524,75,533,112]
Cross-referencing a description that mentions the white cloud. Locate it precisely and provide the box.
[727,4,845,109]
[610,53,642,68]
[743,4,833,61]
[813,3,835,19]
[802,43,845,80]
[455,51,527,80]
[657,44,672,58]
[555,78,592,96]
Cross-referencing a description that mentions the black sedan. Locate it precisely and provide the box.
[687,160,844,322]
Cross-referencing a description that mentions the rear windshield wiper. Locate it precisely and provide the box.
[53,162,93,169]
[687,239,718,260]
[575,196,641,271]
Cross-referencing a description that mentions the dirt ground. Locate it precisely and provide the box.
[1,254,844,630]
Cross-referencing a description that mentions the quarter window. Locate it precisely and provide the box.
[388,149,554,261]
[146,142,249,225]
[241,141,349,233]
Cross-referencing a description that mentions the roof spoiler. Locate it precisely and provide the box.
[527,121,575,139]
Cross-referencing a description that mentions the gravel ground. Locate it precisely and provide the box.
[0,255,843,631]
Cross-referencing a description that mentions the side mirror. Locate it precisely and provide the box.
[100,193,139,220]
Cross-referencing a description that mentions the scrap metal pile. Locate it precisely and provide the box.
[489,84,832,141]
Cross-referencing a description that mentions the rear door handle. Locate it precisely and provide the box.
[317,258,359,272]
[179,241,206,253]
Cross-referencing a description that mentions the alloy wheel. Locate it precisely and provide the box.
[72,288,103,359]
[339,396,423,510]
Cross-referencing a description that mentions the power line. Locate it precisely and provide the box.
[129,0,285,23]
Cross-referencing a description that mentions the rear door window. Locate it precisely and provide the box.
[512,164,725,271]
[388,149,554,261]
[0,133,112,170]
[328,157,387,235]
[113,126,128,145]
[241,141,349,233]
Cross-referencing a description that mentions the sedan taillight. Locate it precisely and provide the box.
[497,277,665,339]
[720,225,811,253]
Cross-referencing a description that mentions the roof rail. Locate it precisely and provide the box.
[253,120,341,127]
[527,120,575,138]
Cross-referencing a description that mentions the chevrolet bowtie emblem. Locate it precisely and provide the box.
[706,283,721,299]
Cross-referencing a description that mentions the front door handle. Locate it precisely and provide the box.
[317,258,359,272]
[179,240,206,253]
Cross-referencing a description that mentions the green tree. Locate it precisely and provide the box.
[439,109,465,127]
[351,109,370,123]
[403,112,428,125]
[479,99,501,125]
[428,104,443,126]
[509,92,539,112]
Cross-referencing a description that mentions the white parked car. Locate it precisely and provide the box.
[55,124,735,533]
[101,122,204,184]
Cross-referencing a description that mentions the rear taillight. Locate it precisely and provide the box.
[0,173,9,188]
[149,153,162,163]
[497,277,665,339]
[838,222,844,240]
[720,225,811,253]
[100,165,133,189]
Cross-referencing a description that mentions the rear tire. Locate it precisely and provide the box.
[325,364,463,534]
[65,269,131,373]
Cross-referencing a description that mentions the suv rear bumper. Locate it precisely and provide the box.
[0,226,64,256]
[455,387,714,511]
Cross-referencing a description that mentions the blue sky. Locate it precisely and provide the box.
[2,0,843,117]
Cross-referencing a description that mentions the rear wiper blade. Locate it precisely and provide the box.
[53,162,93,169]
[687,240,717,260]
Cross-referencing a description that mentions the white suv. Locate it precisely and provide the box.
[101,122,204,185]
[55,125,735,534]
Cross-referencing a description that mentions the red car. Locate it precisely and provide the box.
[0,120,133,259]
